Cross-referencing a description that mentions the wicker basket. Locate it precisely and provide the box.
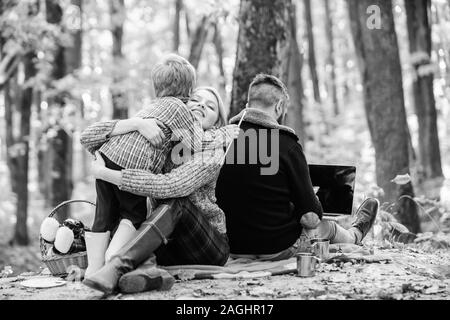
[40,200,95,277]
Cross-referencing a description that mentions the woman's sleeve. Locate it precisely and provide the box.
[119,149,224,198]
[80,120,119,154]
[201,125,235,150]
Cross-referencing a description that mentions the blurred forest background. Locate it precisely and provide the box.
[0,0,449,275]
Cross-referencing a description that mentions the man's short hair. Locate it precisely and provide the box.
[247,74,289,109]
[151,54,196,98]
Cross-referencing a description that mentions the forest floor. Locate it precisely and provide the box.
[1,238,450,300]
[1,164,450,300]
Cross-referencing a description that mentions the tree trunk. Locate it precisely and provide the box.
[188,15,211,70]
[4,75,20,196]
[66,0,82,183]
[65,0,82,73]
[404,0,443,181]
[5,53,35,246]
[173,0,182,52]
[11,52,36,245]
[110,0,128,119]
[230,0,291,118]
[286,4,306,145]
[0,1,21,90]
[324,0,338,115]
[3,1,39,245]
[183,2,191,39]
[304,0,321,103]
[212,22,226,97]
[45,0,74,220]
[347,0,420,233]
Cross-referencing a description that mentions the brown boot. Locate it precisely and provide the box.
[118,255,175,293]
[82,200,181,294]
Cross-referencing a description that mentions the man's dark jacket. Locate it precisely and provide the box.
[216,108,323,254]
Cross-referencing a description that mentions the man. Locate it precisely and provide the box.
[216,74,379,260]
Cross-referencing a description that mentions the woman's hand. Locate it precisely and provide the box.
[228,124,241,139]
[135,118,166,147]
[91,151,106,179]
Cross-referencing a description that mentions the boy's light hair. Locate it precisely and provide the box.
[151,54,196,98]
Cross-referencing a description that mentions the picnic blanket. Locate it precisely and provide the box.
[160,244,392,280]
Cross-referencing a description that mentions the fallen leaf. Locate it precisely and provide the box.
[424,285,442,294]
[391,174,411,185]
[248,287,274,297]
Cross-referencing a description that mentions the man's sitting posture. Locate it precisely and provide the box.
[216,74,379,260]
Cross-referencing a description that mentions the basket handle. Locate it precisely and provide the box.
[48,199,96,219]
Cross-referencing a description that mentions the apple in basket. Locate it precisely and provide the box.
[40,217,61,242]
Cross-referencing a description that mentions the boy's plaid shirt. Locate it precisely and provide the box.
[97,97,232,173]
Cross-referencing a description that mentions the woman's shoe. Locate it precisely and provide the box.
[82,200,181,294]
[104,219,137,262]
[118,256,175,293]
[84,231,110,278]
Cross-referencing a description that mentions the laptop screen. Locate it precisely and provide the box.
[308,164,356,216]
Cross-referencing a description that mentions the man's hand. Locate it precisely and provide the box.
[300,212,321,229]
[135,118,166,147]
[92,151,106,179]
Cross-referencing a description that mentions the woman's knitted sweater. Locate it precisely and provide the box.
[80,120,226,234]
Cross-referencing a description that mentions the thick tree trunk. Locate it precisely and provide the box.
[304,0,321,103]
[324,0,338,115]
[286,4,306,144]
[347,0,421,233]
[173,0,182,52]
[110,0,128,119]
[230,0,291,118]
[188,15,211,70]
[405,0,443,181]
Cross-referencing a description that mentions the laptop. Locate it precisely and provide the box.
[308,164,356,217]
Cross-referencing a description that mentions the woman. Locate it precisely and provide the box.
[80,87,232,294]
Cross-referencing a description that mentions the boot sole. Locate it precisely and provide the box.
[119,273,175,294]
[83,278,115,295]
